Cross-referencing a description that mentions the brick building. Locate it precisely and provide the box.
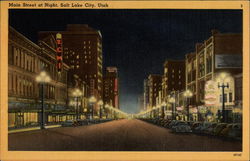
[103,67,119,109]
[8,27,70,128]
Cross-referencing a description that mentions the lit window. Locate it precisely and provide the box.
[84,41,86,44]
[85,60,87,63]
[172,69,174,73]
[76,55,79,59]
[77,65,79,69]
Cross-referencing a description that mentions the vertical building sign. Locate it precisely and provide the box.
[56,33,63,72]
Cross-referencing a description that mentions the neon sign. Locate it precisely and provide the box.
[56,33,62,72]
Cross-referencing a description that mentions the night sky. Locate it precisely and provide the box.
[9,9,242,114]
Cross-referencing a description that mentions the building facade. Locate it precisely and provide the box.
[38,24,103,102]
[185,30,242,122]
[8,27,70,128]
[162,60,186,102]
[103,67,119,109]
[148,74,162,109]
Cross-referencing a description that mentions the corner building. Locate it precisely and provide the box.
[185,30,242,122]
[8,27,69,128]
[39,24,103,101]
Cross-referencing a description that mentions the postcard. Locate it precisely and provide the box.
[0,0,249,161]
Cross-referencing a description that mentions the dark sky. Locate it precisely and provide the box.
[9,9,242,114]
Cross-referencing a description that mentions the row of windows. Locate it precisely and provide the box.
[8,73,36,97]
[9,46,37,73]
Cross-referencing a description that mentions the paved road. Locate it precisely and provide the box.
[9,119,242,151]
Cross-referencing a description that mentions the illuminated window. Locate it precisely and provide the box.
[76,65,79,69]
[172,69,174,73]
[84,46,86,49]
[85,60,87,64]
[76,55,79,59]
[84,41,86,44]
[88,41,91,44]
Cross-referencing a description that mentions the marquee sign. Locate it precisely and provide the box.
[56,33,63,72]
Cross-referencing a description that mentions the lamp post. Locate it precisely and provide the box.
[97,100,104,119]
[184,89,193,121]
[73,88,82,120]
[152,106,156,118]
[105,104,109,119]
[89,96,97,120]
[217,73,230,123]
[169,97,176,120]
[161,101,167,119]
[36,71,51,129]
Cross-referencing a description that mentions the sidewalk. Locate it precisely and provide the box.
[8,124,62,134]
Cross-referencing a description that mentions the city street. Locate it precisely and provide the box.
[9,119,241,151]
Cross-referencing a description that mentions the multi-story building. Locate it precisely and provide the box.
[148,74,162,108]
[162,60,186,102]
[38,24,103,102]
[8,27,70,128]
[185,30,242,122]
[103,67,119,109]
[143,79,150,110]
[67,72,90,120]
[138,95,145,112]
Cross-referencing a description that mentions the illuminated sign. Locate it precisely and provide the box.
[56,33,63,72]
[176,106,183,111]
[205,80,217,106]
[215,55,242,68]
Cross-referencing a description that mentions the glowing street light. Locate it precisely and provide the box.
[89,96,97,120]
[184,89,193,121]
[217,72,230,123]
[161,101,167,119]
[97,100,104,119]
[36,71,51,129]
[73,88,82,120]
[169,97,176,120]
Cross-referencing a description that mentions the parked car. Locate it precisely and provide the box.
[167,120,180,128]
[61,120,74,127]
[190,122,201,131]
[212,123,228,136]
[76,119,90,126]
[171,121,192,133]
[219,124,233,137]
[227,123,242,140]
[204,123,218,135]
[193,122,212,134]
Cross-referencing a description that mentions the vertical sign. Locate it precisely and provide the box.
[56,33,62,72]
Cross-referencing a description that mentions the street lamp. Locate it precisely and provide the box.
[184,89,193,121]
[36,71,51,129]
[105,104,110,118]
[73,88,82,120]
[217,72,230,123]
[97,100,104,119]
[152,106,156,118]
[88,96,97,120]
[161,101,167,119]
[169,97,176,120]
